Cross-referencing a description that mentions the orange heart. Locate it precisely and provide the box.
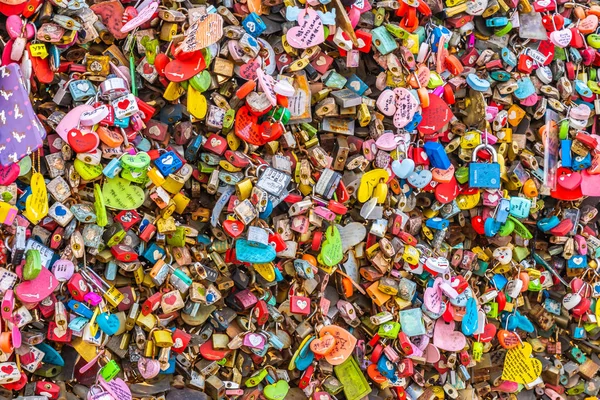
[320,325,357,365]
[497,329,520,350]
[310,334,336,355]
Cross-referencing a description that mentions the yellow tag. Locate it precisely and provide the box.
[254,263,275,282]
[501,343,542,384]
[29,43,48,59]
[24,172,48,224]
[71,337,98,362]
[94,184,108,227]
[595,301,600,327]
[187,87,207,119]
[456,192,481,210]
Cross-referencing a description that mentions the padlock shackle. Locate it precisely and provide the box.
[471,143,498,162]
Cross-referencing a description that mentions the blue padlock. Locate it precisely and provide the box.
[466,74,491,91]
[377,355,396,380]
[102,157,123,178]
[491,274,508,290]
[68,79,96,102]
[405,112,422,131]
[114,116,130,128]
[495,198,511,223]
[423,141,451,170]
[469,144,501,189]
[572,153,592,171]
[143,242,166,263]
[501,47,517,67]
[345,74,368,95]
[562,140,573,167]
[575,80,593,97]
[185,135,204,163]
[242,12,267,37]
[569,48,583,64]
[537,216,560,232]
[431,26,450,52]
[426,217,449,230]
[514,77,535,99]
[568,255,587,269]
[484,218,502,237]
[155,151,183,176]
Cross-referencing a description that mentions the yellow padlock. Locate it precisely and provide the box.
[187,87,207,119]
[173,193,190,214]
[152,329,174,348]
[235,178,253,201]
[162,174,185,194]
[163,82,185,101]
[456,192,480,210]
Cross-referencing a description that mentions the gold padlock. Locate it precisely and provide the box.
[153,329,174,348]
[159,21,178,42]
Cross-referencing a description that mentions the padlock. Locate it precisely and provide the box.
[469,144,501,188]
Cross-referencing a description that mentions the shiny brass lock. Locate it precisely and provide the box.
[159,21,178,42]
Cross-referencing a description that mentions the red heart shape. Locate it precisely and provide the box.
[117,99,130,109]
[557,169,582,190]
[259,121,284,144]
[435,177,459,204]
[143,63,153,74]
[234,106,262,146]
[551,167,584,200]
[164,294,176,305]
[572,297,591,317]
[542,14,564,31]
[223,219,245,238]
[1,365,13,374]
[475,323,497,343]
[67,129,98,154]
[471,216,485,235]
[418,94,454,136]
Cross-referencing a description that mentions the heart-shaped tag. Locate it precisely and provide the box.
[68,129,99,154]
[286,8,325,49]
[102,177,145,210]
[137,357,160,380]
[550,28,572,48]
[433,319,466,352]
[579,14,599,34]
[235,106,262,146]
[418,94,454,135]
[336,222,367,252]
[320,325,357,365]
[376,89,397,117]
[15,266,58,304]
[501,343,542,384]
[223,219,245,238]
[407,169,433,189]
[550,167,584,200]
[263,380,290,400]
[392,158,415,179]
[424,278,443,313]
[310,334,336,355]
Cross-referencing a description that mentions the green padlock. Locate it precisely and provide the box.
[588,80,600,94]
[166,226,186,247]
[23,249,42,281]
[385,23,409,39]
[498,219,515,237]
[100,359,120,382]
[377,321,401,339]
[588,33,600,49]
[509,216,533,239]
[559,119,569,140]
[267,106,291,125]
[486,302,498,318]
[455,166,470,184]
[333,356,371,400]
[427,72,444,89]
[189,70,212,93]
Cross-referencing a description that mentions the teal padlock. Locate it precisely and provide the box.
[371,26,398,55]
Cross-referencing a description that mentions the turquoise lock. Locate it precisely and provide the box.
[484,218,502,237]
[501,47,517,67]
[461,297,478,336]
[371,26,398,55]
[514,77,535,99]
[466,74,490,91]
[537,216,560,232]
[509,197,531,219]
[575,80,593,97]
[377,355,396,380]
[399,308,426,337]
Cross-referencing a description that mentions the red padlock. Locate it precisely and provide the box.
[67,273,90,302]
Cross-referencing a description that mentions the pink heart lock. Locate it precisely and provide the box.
[376,89,397,116]
[286,8,325,49]
[6,15,35,40]
[550,28,572,48]
[557,170,582,190]
[393,87,418,128]
[137,357,161,380]
[519,93,538,107]
[99,377,132,400]
[55,105,95,143]
[424,278,443,313]
[375,132,397,151]
[570,104,591,120]
[256,68,277,107]
[15,266,59,304]
[425,343,441,363]
[433,319,467,352]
